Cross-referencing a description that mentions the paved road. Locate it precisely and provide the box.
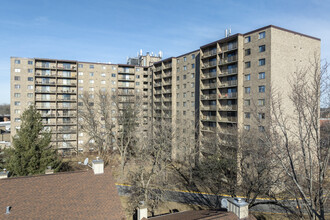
[116,184,303,214]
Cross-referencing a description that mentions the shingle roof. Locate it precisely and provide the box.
[0,168,126,219]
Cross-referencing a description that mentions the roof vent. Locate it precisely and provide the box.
[92,157,104,175]
[0,169,9,179]
[228,198,249,219]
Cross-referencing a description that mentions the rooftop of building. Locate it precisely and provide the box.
[0,168,125,219]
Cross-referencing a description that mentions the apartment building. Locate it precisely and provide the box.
[11,25,320,157]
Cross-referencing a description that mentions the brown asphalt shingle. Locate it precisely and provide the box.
[0,168,125,219]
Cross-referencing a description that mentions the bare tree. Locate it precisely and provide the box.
[269,57,329,219]
[0,104,10,115]
[78,91,115,159]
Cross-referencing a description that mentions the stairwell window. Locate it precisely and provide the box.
[245,74,251,81]
[259,59,266,66]
[245,87,251,94]
[259,45,266,52]
[259,72,265,79]
[259,31,266,39]
[259,85,265,93]
[245,62,251,68]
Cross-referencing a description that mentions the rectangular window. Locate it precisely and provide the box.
[245,49,251,56]
[245,62,251,68]
[258,99,265,106]
[259,85,265,93]
[183,92,186,98]
[111,73,116,77]
[14,101,20,106]
[27,93,33,98]
[28,85,33,90]
[244,125,250,131]
[183,75,187,80]
[191,73,194,78]
[101,73,106,77]
[28,60,33,65]
[15,60,20,64]
[89,87,94,91]
[191,82,194,88]
[258,113,265,120]
[78,72,83,76]
[245,87,251,94]
[136,75,140,78]
[244,36,251,43]
[184,57,187,62]
[244,112,250,118]
[259,45,266,52]
[136,82,140,85]
[14,84,20,89]
[89,65,94,69]
[14,76,20,81]
[183,102,186,107]
[177,76,180,81]
[192,64,195,69]
[245,74,250,81]
[78,79,83,84]
[259,126,265,132]
[28,69,33,73]
[101,80,106,84]
[183,84,186,88]
[192,54,195,59]
[89,80,94,84]
[90,72,94,77]
[259,59,266,66]
[259,31,266,39]
[191,92,195,97]
[14,109,21,114]
[15,69,21,72]
[184,66,187,70]
[244,99,250,106]
[78,64,83,68]
[14,93,21,97]
[28,77,33,81]
[259,72,265,79]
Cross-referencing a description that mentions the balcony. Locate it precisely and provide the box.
[201,72,217,79]
[57,64,77,71]
[154,105,162,110]
[162,105,171,110]
[201,82,218,90]
[218,116,237,123]
[154,66,162,72]
[57,128,77,133]
[219,105,238,111]
[163,80,172,86]
[219,55,238,65]
[201,94,217,100]
[221,42,238,52]
[163,96,172,102]
[41,113,56,117]
[202,49,217,58]
[35,89,56,94]
[57,113,76,117]
[154,90,162,95]
[202,60,217,69]
[118,90,134,95]
[201,105,217,110]
[219,92,237,99]
[118,83,134,88]
[57,73,77,78]
[35,64,57,69]
[220,68,237,76]
[154,82,162,87]
[57,82,77,86]
[201,115,216,121]
[219,80,237,88]
[162,88,171,94]
[201,126,217,132]
[35,72,56,77]
[118,75,134,81]
[58,89,77,94]
[163,63,172,69]
[118,68,134,74]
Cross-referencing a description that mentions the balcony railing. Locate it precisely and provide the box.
[202,72,217,79]
[201,115,216,121]
[203,49,217,58]
[221,42,238,52]
[201,94,217,100]
[35,90,56,93]
[219,105,238,111]
[201,126,217,132]
[201,82,218,89]
[163,97,172,101]
[154,74,162,79]
[155,66,162,72]
[219,92,237,99]
[219,55,238,65]
[219,80,237,87]
[218,116,237,123]
[201,105,217,110]
[163,80,172,86]
[118,76,134,80]
[163,89,171,94]
[202,60,217,68]
[220,68,237,75]
[163,63,172,69]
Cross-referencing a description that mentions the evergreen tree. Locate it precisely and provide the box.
[5,105,61,176]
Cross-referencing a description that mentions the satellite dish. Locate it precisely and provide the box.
[83,158,89,166]
[221,198,228,209]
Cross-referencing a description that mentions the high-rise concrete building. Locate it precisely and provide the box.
[10,25,320,156]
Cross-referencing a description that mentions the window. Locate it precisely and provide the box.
[14,93,20,97]
[15,69,21,72]
[259,85,265,93]
[259,126,265,132]
[191,92,195,97]
[183,84,186,88]
[244,125,250,131]
[259,59,266,66]
[244,36,251,43]
[136,82,140,85]
[245,87,251,94]
[90,72,94,77]
[183,111,186,115]
[245,74,250,81]
[28,69,33,73]
[14,76,20,81]
[27,93,33,98]
[14,109,21,114]
[245,49,251,56]
[245,62,251,68]
[184,66,187,70]
[14,101,20,106]
[259,72,265,79]
[78,79,83,84]
[176,102,179,107]
[14,84,20,89]
[78,64,83,68]
[102,66,106,70]
[14,60,20,64]
[191,101,195,107]
[258,113,265,120]
[89,65,94,69]
[192,64,195,69]
[183,75,187,80]
[244,112,250,118]
[15,118,21,122]
[176,93,179,98]
[112,66,116,70]
[111,81,116,85]
[28,77,33,81]
[28,60,33,65]
[191,73,194,78]
[89,80,94,84]
[259,45,266,52]
[136,68,140,72]
[184,57,187,62]
[192,54,195,59]
[136,75,140,78]
[177,76,180,81]
[111,73,116,77]
[78,72,83,76]
[244,99,250,106]
[101,73,106,77]
[183,102,186,107]
[101,80,106,84]
[177,85,179,89]
[183,92,186,98]
[89,87,94,92]
[258,99,265,106]
[191,82,194,88]
[28,85,33,90]
[177,59,180,64]
[259,31,266,39]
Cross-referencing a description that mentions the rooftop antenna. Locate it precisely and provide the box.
[228,26,231,37]
[78,158,92,168]
[159,51,163,58]
[140,49,143,56]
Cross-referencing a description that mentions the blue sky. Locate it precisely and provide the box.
[1,0,329,104]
